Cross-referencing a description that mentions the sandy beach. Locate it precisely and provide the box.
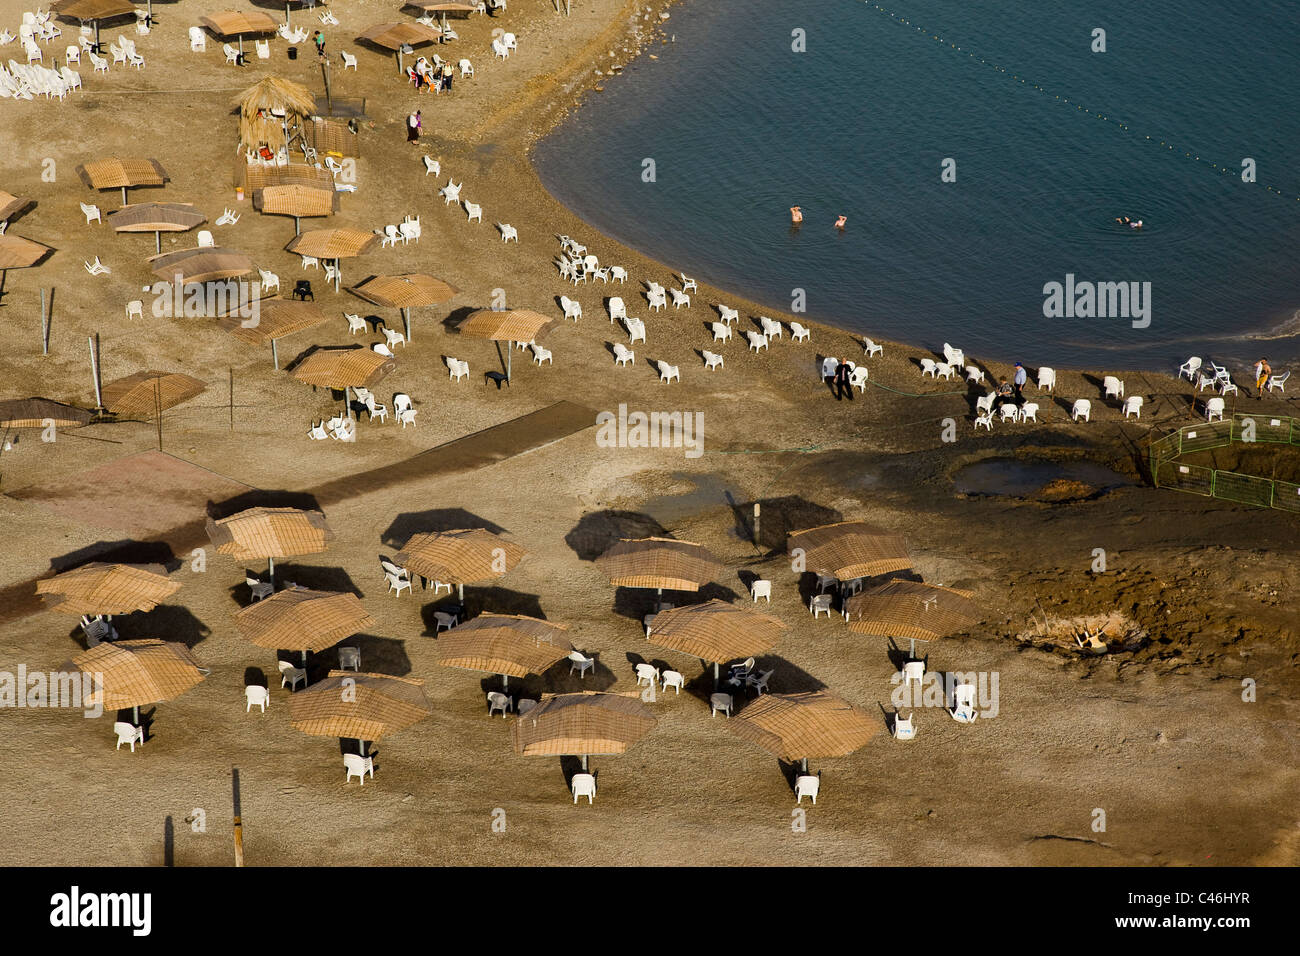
[0,0,1297,868]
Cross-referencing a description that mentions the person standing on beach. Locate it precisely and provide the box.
[1013,362,1027,403]
[442,60,454,92]
[1255,358,1271,398]
[834,360,853,401]
[407,110,421,144]
[313,30,326,58]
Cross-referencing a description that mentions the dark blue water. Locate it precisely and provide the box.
[535,0,1300,372]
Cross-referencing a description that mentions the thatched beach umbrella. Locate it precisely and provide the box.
[350,273,459,342]
[200,10,280,53]
[218,297,330,369]
[647,598,786,687]
[234,76,317,153]
[75,157,169,206]
[394,528,524,601]
[357,21,441,74]
[253,184,337,236]
[234,586,375,665]
[0,234,54,303]
[729,688,880,776]
[0,398,92,429]
[510,690,657,775]
[70,638,206,725]
[148,247,253,286]
[37,563,179,617]
[786,520,912,583]
[206,506,334,585]
[290,670,432,757]
[106,202,205,255]
[286,228,378,292]
[844,580,980,658]
[0,191,34,223]
[100,370,205,418]
[291,346,395,421]
[436,613,571,691]
[595,536,723,601]
[51,0,137,53]
[456,308,558,384]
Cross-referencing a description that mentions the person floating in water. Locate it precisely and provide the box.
[790,205,803,224]
[1115,216,1143,230]
[835,215,847,229]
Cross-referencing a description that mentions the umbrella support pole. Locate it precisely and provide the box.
[334,260,340,293]
[502,674,508,690]
[713,661,719,688]
[155,232,161,255]
[909,638,916,659]
[507,347,512,384]
[801,758,808,774]
[344,385,353,422]
[120,186,128,206]
[133,705,140,725]
[458,583,464,601]
[271,339,279,370]
[301,650,307,666]
[403,307,411,342]
[581,755,588,772]
[268,557,275,586]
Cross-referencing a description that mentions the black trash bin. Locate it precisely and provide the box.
[287,46,298,60]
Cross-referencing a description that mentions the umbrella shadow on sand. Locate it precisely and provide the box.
[796,567,923,607]
[417,586,545,634]
[728,495,843,555]
[121,706,158,743]
[49,540,181,574]
[113,604,211,649]
[205,489,323,520]
[381,508,508,547]
[564,510,669,562]
[326,634,411,678]
[223,564,362,607]
[610,581,740,624]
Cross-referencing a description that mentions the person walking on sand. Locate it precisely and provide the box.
[1013,362,1027,403]
[313,30,326,58]
[407,110,421,144]
[1255,358,1272,399]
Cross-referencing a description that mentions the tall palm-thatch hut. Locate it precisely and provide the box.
[234,76,318,154]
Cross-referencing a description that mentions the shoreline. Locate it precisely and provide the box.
[510,1,1300,379]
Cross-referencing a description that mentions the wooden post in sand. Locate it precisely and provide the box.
[752,502,761,547]
[232,768,245,867]
[154,377,163,451]
[321,60,332,113]
[39,288,48,355]
[229,367,234,430]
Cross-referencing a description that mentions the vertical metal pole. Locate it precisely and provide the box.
[403,307,411,342]
[154,378,163,451]
[321,60,331,113]
[272,339,279,369]
[229,367,234,430]
[40,288,48,355]
[752,501,760,547]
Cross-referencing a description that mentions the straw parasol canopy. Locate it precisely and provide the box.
[292,346,395,390]
[286,228,378,292]
[595,537,723,596]
[729,689,880,773]
[106,202,205,255]
[100,370,205,418]
[51,0,137,52]
[786,520,912,582]
[404,1,477,12]
[435,613,571,689]
[69,638,206,723]
[0,398,92,429]
[647,598,786,685]
[233,587,375,663]
[206,506,333,583]
[290,670,432,754]
[350,273,459,342]
[358,21,440,71]
[0,191,33,223]
[510,690,657,772]
[253,184,338,235]
[37,563,179,616]
[844,579,980,656]
[394,528,524,600]
[219,297,330,368]
[148,246,253,286]
[457,309,559,383]
[234,76,317,152]
[0,234,54,301]
[76,157,169,205]
[200,10,280,52]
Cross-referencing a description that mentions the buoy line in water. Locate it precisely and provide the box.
[866,3,1300,204]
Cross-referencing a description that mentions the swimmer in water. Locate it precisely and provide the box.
[1115,216,1144,230]
[790,205,803,224]
[835,215,847,229]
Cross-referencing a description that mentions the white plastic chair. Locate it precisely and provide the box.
[189,26,206,52]
[124,299,143,320]
[810,593,832,618]
[464,201,482,223]
[498,223,518,243]
[341,51,357,70]
[345,753,375,784]
[662,670,685,694]
[613,344,634,367]
[448,358,469,382]
[1122,396,1143,419]
[1071,399,1091,422]
[952,682,978,723]
[657,361,679,383]
[973,411,994,431]
[703,350,724,370]
[750,579,771,602]
[794,775,820,804]
[903,660,925,690]
[608,296,627,322]
[1178,356,1202,381]
[246,573,273,601]
[1103,375,1124,399]
[790,322,810,342]
[386,571,411,597]
[80,202,101,224]
[1205,397,1225,422]
[1037,367,1056,392]
[634,663,659,688]
[625,317,645,345]
[862,337,883,357]
[245,686,269,712]
[114,721,144,751]
[571,773,596,804]
[710,693,733,718]
[196,230,215,248]
[893,714,916,740]
[568,650,595,678]
[747,330,768,352]
[532,344,552,366]
[920,358,938,378]
[711,322,731,343]
[1267,371,1290,392]
[338,647,360,671]
[487,691,512,717]
[278,660,307,691]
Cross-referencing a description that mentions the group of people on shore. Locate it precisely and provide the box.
[409,57,456,94]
